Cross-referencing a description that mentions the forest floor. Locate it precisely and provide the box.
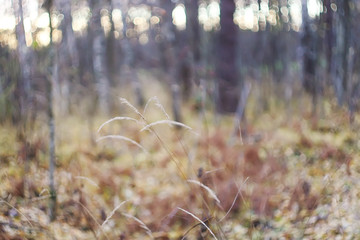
[1,78,360,239]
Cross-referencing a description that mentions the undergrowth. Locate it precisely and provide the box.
[1,87,360,239]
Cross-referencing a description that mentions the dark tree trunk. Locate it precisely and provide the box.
[216,0,239,113]
[342,0,351,97]
[160,0,182,123]
[324,0,334,74]
[301,0,319,115]
[185,0,200,65]
[184,0,201,92]
[333,0,352,106]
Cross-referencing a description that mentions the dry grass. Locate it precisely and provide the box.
[1,88,360,239]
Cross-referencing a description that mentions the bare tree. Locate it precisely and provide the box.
[13,0,34,200]
[323,0,334,74]
[332,0,352,107]
[159,0,182,123]
[216,0,239,113]
[106,0,117,83]
[184,0,201,98]
[43,0,57,221]
[341,0,352,104]
[301,0,320,115]
[120,0,145,107]
[54,0,79,114]
[90,0,111,115]
[14,0,32,120]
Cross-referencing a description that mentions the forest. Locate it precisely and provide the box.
[0,0,360,239]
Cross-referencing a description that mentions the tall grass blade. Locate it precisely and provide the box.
[219,177,249,222]
[140,120,193,132]
[187,180,220,204]
[122,213,153,239]
[101,200,127,227]
[97,135,148,153]
[97,117,139,133]
[75,176,100,188]
[178,207,218,240]
[143,96,170,120]
[119,97,145,119]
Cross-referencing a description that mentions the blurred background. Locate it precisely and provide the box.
[1,0,359,123]
[1,1,360,238]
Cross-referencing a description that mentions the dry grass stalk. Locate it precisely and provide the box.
[219,177,249,222]
[101,200,127,227]
[177,207,218,240]
[75,176,100,189]
[96,135,148,154]
[140,120,193,132]
[119,97,146,120]
[187,180,220,204]
[97,117,140,133]
[122,213,154,239]
[143,96,170,120]
[75,200,108,240]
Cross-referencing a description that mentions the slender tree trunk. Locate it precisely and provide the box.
[185,0,200,64]
[0,74,3,100]
[349,78,359,123]
[342,0,351,103]
[216,0,239,113]
[120,1,145,107]
[332,10,344,105]
[45,1,57,221]
[106,0,117,84]
[185,0,200,93]
[333,0,352,106]
[14,0,32,120]
[301,0,319,115]
[14,0,33,199]
[54,0,78,114]
[62,0,79,69]
[90,0,111,115]
[324,0,334,74]
[160,0,182,123]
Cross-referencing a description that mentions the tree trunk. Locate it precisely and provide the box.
[90,0,111,115]
[61,0,79,69]
[14,0,34,199]
[185,0,200,91]
[120,1,145,107]
[301,0,319,115]
[106,0,117,85]
[160,0,182,123]
[323,0,334,74]
[333,0,352,106]
[342,0,351,102]
[55,0,79,114]
[45,1,57,221]
[216,0,239,113]
[14,0,32,121]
